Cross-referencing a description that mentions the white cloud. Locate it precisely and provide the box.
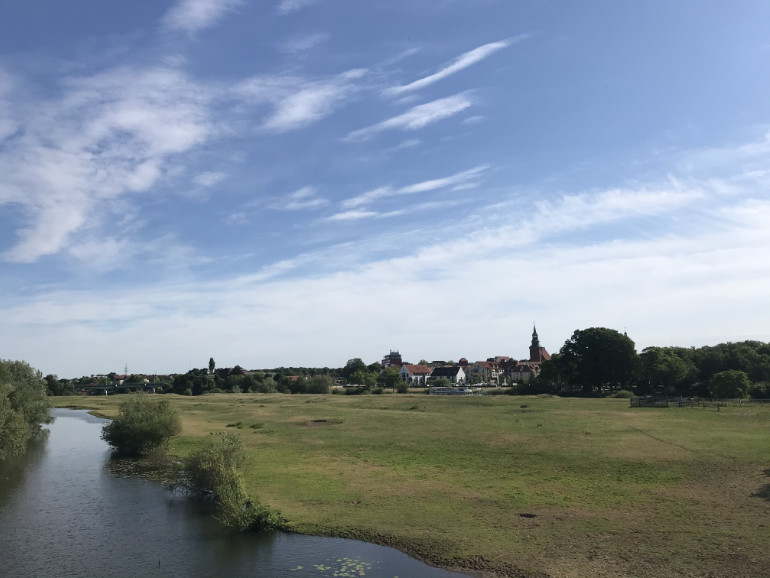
[324,209,378,222]
[281,32,330,54]
[277,0,319,15]
[236,69,366,133]
[226,211,249,225]
[388,138,421,152]
[193,171,226,187]
[280,186,328,210]
[387,36,527,95]
[5,190,769,376]
[341,165,488,209]
[345,93,473,141]
[0,66,216,263]
[163,0,243,33]
[462,115,486,125]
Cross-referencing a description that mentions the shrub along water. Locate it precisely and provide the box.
[0,359,50,461]
[101,394,181,456]
[180,431,280,532]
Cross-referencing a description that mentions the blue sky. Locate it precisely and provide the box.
[1,1,769,377]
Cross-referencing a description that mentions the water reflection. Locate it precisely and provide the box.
[0,429,48,509]
[0,409,467,577]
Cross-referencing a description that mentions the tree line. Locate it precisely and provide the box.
[39,329,770,400]
[534,328,770,398]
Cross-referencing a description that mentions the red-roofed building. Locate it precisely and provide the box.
[399,364,433,385]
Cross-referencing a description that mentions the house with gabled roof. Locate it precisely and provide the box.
[429,366,466,385]
[399,364,433,385]
[508,362,538,382]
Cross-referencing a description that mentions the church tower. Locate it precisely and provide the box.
[529,324,542,363]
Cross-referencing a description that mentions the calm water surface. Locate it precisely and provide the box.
[0,409,468,578]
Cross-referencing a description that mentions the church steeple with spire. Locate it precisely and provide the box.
[529,324,545,363]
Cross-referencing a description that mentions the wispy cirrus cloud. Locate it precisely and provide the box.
[341,165,489,209]
[323,209,380,222]
[236,69,366,133]
[345,92,473,141]
[162,0,243,33]
[277,0,319,15]
[323,199,467,223]
[387,36,528,96]
[280,32,330,54]
[277,186,328,210]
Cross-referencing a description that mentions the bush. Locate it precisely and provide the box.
[396,382,409,394]
[343,386,370,395]
[612,389,635,398]
[181,431,279,531]
[305,375,333,394]
[101,394,181,456]
[430,377,452,388]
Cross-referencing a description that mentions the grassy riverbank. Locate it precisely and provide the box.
[59,394,770,577]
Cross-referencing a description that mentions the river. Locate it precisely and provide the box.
[0,409,468,577]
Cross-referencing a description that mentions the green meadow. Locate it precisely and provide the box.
[61,394,770,577]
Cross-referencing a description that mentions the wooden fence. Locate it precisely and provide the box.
[630,396,770,408]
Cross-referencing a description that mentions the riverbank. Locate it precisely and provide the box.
[57,393,770,577]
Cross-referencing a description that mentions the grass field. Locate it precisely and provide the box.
[59,393,770,577]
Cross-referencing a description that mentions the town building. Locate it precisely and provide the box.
[499,325,551,383]
[529,325,551,363]
[382,350,403,368]
[430,366,466,385]
[399,364,433,385]
[468,361,503,384]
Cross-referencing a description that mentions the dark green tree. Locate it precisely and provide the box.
[0,360,50,461]
[558,328,638,394]
[209,357,216,374]
[342,358,367,382]
[286,376,306,394]
[101,394,181,456]
[639,347,696,392]
[709,370,750,399]
[367,361,383,373]
[44,373,75,396]
[171,373,192,395]
[378,367,402,390]
[537,353,569,392]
